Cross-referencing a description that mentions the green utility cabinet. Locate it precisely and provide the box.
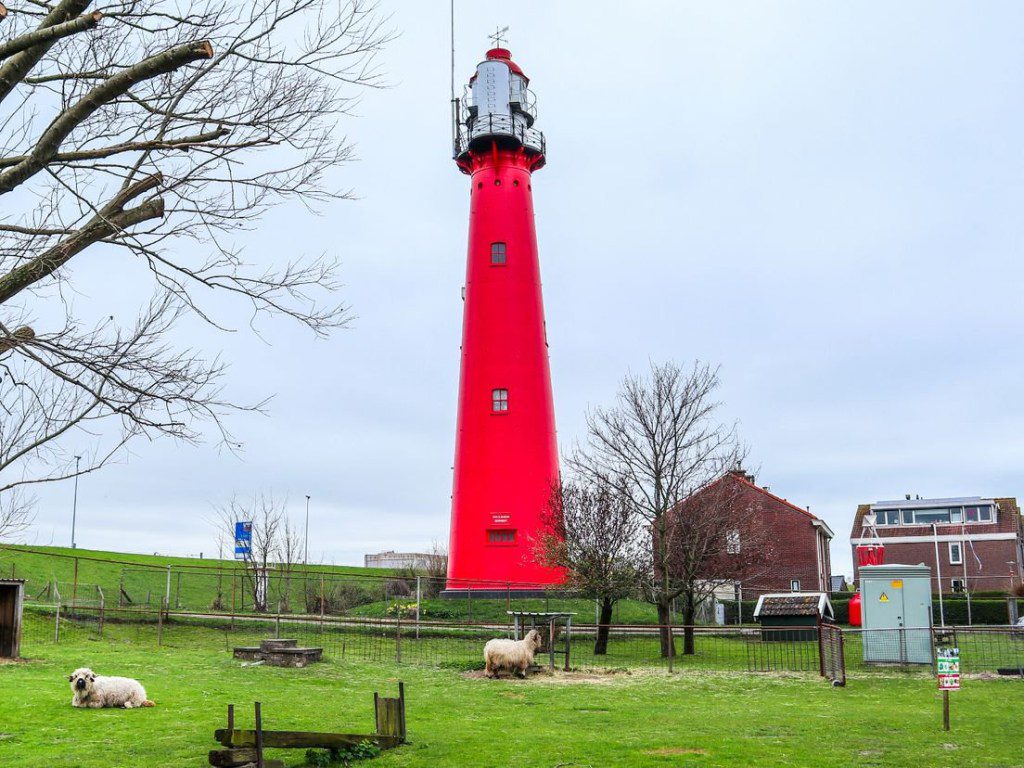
[859,564,933,664]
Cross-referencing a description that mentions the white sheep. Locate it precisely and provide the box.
[484,628,544,678]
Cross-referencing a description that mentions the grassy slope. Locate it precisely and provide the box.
[2,624,1023,767]
[0,545,395,612]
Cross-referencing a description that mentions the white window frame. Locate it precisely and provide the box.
[951,578,966,593]
[491,388,509,412]
[726,529,740,555]
[948,542,963,565]
[790,579,800,592]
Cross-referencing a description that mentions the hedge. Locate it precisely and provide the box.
[720,596,1012,626]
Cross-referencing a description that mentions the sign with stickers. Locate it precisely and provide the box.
[937,648,960,690]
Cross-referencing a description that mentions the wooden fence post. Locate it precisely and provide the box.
[254,701,264,768]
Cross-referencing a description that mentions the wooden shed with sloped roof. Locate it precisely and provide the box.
[753,592,833,641]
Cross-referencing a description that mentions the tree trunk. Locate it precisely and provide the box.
[681,590,696,655]
[594,597,614,655]
[656,598,675,658]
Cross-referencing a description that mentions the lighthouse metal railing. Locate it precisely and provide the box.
[452,112,546,158]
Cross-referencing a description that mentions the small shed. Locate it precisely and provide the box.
[753,593,833,641]
[0,579,25,659]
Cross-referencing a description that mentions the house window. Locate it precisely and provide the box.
[979,505,993,522]
[951,578,966,593]
[488,529,516,544]
[950,507,963,523]
[901,509,914,525]
[490,242,507,265]
[949,542,963,565]
[790,580,800,591]
[877,509,900,525]
[726,529,740,554]
[491,388,508,412]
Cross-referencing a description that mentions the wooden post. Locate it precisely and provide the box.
[541,618,551,670]
[943,690,950,731]
[227,703,234,732]
[254,701,264,768]
[98,593,105,638]
[564,616,572,672]
[373,691,380,734]
[398,681,407,742]
[119,571,125,608]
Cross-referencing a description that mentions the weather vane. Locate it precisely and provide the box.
[489,25,509,48]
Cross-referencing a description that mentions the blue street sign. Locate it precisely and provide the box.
[234,521,252,559]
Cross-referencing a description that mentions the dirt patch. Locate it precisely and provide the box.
[461,668,628,684]
[643,747,708,756]
[0,657,33,666]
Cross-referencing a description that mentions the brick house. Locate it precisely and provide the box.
[850,496,1024,594]
[678,470,834,598]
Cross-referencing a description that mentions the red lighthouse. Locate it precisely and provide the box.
[444,45,562,595]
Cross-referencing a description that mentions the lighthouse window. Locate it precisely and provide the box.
[490,242,507,265]
[488,529,516,544]
[492,388,509,412]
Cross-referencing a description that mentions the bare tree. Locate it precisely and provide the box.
[535,479,645,654]
[214,491,285,612]
[419,539,448,599]
[273,513,303,612]
[662,472,775,654]
[0,0,392,498]
[0,486,32,540]
[570,361,745,657]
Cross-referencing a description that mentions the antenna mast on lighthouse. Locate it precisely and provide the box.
[444,36,561,596]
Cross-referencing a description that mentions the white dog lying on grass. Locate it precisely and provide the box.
[69,667,155,709]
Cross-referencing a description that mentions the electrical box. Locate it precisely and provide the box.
[859,564,932,664]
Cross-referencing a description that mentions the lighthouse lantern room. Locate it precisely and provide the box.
[444,44,562,596]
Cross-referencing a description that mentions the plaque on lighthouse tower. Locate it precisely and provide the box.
[444,44,561,597]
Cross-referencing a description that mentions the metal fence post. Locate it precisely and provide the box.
[98,588,105,638]
[395,614,402,664]
[415,577,421,640]
[165,565,171,609]
[157,598,165,646]
[54,603,61,644]
[275,602,281,638]
[72,557,79,610]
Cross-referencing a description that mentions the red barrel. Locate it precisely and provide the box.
[848,592,862,627]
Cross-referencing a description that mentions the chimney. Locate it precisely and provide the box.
[729,462,755,484]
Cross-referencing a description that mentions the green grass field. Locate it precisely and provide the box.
[3,621,1023,767]
[0,545,397,613]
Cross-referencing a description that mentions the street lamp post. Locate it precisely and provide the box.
[304,495,310,565]
[71,455,81,549]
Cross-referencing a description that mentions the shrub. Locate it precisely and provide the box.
[305,739,382,766]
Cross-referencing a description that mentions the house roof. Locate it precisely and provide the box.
[702,471,833,537]
[753,593,833,619]
[850,497,1022,538]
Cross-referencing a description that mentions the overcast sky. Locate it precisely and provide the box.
[23,1,1024,579]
